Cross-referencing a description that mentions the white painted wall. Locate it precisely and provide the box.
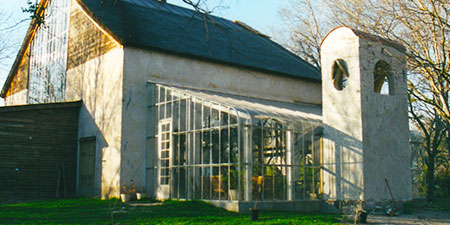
[121,47,322,197]
[66,47,124,198]
[321,27,364,201]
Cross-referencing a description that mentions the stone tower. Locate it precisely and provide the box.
[321,27,412,209]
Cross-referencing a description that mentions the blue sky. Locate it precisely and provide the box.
[0,0,287,105]
[170,0,287,34]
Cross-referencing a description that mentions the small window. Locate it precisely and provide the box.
[332,59,349,91]
[373,60,393,95]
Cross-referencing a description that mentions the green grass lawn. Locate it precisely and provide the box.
[0,198,344,224]
[432,197,450,211]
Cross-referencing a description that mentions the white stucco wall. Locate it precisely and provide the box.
[4,89,28,106]
[66,47,124,198]
[359,39,412,204]
[121,47,322,197]
[321,27,364,201]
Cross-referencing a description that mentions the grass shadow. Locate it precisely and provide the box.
[0,198,344,224]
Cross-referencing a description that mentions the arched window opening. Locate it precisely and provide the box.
[332,59,349,91]
[373,60,393,95]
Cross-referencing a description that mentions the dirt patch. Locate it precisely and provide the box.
[347,208,450,224]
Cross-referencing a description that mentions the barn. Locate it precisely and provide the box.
[0,0,411,212]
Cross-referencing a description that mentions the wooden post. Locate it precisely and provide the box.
[56,168,61,198]
[62,161,67,197]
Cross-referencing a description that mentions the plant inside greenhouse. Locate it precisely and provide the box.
[149,83,322,202]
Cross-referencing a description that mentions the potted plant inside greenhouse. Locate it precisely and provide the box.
[223,167,239,200]
[149,82,323,212]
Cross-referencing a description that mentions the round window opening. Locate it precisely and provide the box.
[332,59,349,91]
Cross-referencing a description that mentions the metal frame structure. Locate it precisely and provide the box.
[148,82,323,202]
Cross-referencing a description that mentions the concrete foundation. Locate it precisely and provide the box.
[206,200,323,213]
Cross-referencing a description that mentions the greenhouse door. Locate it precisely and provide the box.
[157,119,172,200]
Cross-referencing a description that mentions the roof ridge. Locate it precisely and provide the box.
[233,20,269,38]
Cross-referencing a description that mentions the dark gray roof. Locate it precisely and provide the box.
[79,0,320,81]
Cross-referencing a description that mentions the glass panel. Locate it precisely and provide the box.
[252,121,263,165]
[230,127,239,163]
[291,122,323,200]
[179,167,186,199]
[180,100,187,132]
[202,131,210,164]
[273,166,286,200]
[181,133,187,166]
[240,166,246,201]
[211,107,220,127]
[230,113,238,125]
[173,135,179,166]
[194,166,202,199]
[294,165,304,200]
[28,0,70,103]
[194,101,202,130]
[211,130,219,164]
[161,159,169,167]
[229,166,239,199]
[221,110,229,126]
[219,166,228,200]
[304,166,314,200]
[173,100,179,131]
[313,167,320,199]
[210,168,221,200]
[203,105,211,128]
[171,168,178,198]
[263,166,274,200]
[252,165,263,201]
[189,101,194,131]
[159,87,166,103]
[221,128,229,163]
[187,166,194,199]
[166,102,172,119]
[158,104,163,121]
[313,128,322,166]
[202,167,212,199]
[194,132,201,164]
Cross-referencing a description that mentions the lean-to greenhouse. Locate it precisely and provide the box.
[148,82,323,208]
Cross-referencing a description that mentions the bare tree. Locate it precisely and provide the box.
[278,0,449,201]
[0,10,20,68]
[328,0,449,123]
[278,0,330,69]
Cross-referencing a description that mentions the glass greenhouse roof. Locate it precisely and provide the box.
[150,82,322,124]
[149,81,324,202]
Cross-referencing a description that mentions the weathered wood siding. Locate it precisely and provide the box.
[67,0,119,70]
[5,48,29,98]
[0,102,80,203]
